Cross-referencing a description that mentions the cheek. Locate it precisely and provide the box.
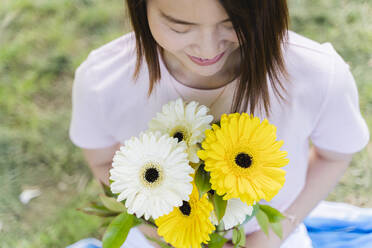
[155,31,188,53]
[224,30,239,45]
[148,19,188,52]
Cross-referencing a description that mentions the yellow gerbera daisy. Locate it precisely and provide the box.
[197,113,289,205]
[155,180,215,248]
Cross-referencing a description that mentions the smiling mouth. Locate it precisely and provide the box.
[192,52,224,61]
[187,51,226,66]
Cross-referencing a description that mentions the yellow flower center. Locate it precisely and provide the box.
[179,200,192,216]
[170,126,190,144]
[140,162,164,187]
[235,153,252,168]
[145,168,159,182]
[228,144,259,175]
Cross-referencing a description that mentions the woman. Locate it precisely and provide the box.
[69,0,370,247]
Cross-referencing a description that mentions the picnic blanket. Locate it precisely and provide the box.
[303,201,372,248]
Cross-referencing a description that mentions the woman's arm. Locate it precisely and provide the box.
[82,143,121,186]
[225,145,353,248]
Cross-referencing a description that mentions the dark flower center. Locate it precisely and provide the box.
[179,200,191,216]
[144,168,159,183]
[235,153,252,168]
[173,132,184,142]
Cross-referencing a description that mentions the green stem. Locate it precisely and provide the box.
[140,217,157,228]
[217,222,224,232]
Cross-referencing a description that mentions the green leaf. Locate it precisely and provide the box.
[255,208,270,236]
[238,225,246,247]
[210,192,227,223]
[101,181,115,197]
[99,194,126,213]
[258,204,285,223]
[133,217,143,227]
[100,217,115,228]
[102,212,136,248]
[232,228,241,246]
[144,235,172,248]
[208,232,228,248]
[270,221,283,239]
[232,226,246,248]
[195,163,211,198]
[242,204,259,224]
[89,201,110,211]
[216,221,225,232]
[76,207,118,217]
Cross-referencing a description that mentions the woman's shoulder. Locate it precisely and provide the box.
[86,31,136,63]
[73,31,149,96]
[286,30,338,58]
[77,31,137,77]
[285,30,349,72]
[284,30,351,95]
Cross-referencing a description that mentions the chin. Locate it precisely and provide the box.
[187,63,224,77]
[192,69,220,77]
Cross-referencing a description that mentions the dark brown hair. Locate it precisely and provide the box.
[126,0,290,117]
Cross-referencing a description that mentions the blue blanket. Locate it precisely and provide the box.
[67,201,372,248]
[303,201,372,248]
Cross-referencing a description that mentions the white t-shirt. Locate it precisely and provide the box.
[69,30,370,236]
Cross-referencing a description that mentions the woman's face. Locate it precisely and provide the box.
[147,0,240,77]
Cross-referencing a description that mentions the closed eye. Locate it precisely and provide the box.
[170,24,233,34]
[170,27,190,34]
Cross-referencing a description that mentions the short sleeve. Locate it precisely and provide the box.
[69,56,117,149]
[310,51,370,154]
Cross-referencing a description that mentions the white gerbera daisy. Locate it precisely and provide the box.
[148,98,213,163]
[210,197,254,230]
[109,131,194,220]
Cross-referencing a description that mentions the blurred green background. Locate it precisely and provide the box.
[0,0,371,247]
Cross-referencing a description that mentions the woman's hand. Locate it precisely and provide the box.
[222,240,234,248]
[222,230,282,248]
[244,230,282,248]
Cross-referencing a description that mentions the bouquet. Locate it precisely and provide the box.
[79,98,289,248]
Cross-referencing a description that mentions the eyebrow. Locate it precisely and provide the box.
[160,10,231,26]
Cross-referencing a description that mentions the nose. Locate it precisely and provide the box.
[194,30,225,59]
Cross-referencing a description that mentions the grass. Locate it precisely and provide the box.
[0,0,371,247]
